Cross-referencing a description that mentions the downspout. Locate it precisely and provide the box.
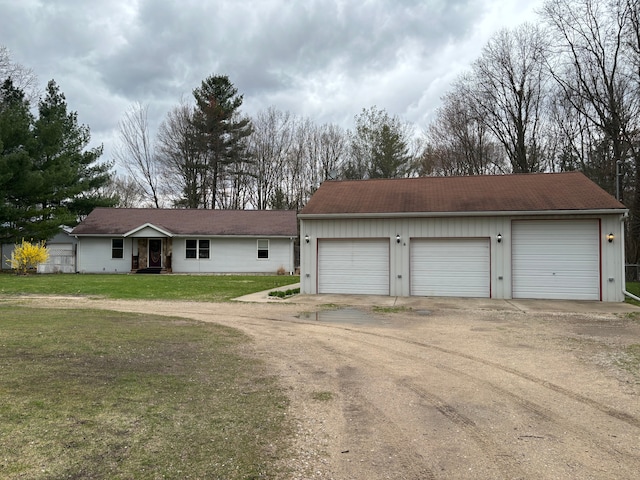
[73,235,79,273]
[624,290,640,302]
[622,213,632,302]
[290,237,294,276]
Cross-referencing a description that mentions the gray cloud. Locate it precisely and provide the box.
[0,0,544,162]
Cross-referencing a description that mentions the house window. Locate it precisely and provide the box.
[186,239,210,259]
[112,238,124,259]
[257,239,269,259]
[199,240,210,259]
[186,239,197,258]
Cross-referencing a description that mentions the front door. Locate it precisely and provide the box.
[149,239,162,268]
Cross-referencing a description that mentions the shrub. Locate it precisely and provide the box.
[7,239,49,274]
[276,266,287,275]
[268,287,300,298]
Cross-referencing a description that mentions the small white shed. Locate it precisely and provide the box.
[299,172,627,302]
[2,227,77,273]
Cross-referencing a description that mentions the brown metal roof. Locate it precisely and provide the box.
[71,209,298,236]
[300,172,625,215]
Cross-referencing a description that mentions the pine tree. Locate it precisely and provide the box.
[192,75,252,208]
[0,79,40,243]
[0,79,115,243]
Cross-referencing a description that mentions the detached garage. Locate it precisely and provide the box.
[299,172,627,302]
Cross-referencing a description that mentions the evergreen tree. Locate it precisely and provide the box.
[342,107,413,179]
[192,75,252,208]
[0,79,114,243]
[0,79,39,243]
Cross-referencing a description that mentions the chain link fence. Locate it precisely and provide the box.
[625,264,640,282]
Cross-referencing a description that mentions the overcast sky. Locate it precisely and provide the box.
[1,0,544,164]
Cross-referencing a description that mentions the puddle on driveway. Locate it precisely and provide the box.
[298,308,389,326]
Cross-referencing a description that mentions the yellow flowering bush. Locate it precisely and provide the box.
[7,239,49,274]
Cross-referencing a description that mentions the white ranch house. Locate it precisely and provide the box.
[71,208,298,274]
[299,172,627,302]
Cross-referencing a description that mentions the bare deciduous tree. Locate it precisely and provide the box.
[465,23,551,173]
[542,0,640,259]
[247,107,295,209]
[420,79,505,176]
[0,45,39,102]
[100,173,147,208]
[306,122,348,187]
[113,103,162,208]
[156,100,207,208]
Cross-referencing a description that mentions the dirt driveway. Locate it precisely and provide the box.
[8,294,640,479]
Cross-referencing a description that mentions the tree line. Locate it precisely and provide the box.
[111,84,417,211]
[116,1,640,209]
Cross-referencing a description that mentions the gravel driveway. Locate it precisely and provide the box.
[10,294,640,479]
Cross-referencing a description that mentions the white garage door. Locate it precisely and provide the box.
[512,220,600,300]
[318,239,389,295]
[37,243,75,273]
[410,238,490,297]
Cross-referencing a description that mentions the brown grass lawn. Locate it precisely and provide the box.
[0,305,292,479]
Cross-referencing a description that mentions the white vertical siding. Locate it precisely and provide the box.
[300,213,625,301]
[600,216,626,302]
[301,216,507,297]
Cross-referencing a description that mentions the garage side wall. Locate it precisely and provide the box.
[300,214,625,301]
[601,215,626,302]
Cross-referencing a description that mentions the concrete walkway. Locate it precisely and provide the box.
[235,283,640,314]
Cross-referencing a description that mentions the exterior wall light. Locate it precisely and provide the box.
[497,233,502,243]
[305,234,310,244]
[396,234,401,244]
[607,233,614,243]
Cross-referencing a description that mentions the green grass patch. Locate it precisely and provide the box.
[0,273,299,302]
[625,281,640,306]
[311,391,334,402]
[622,311,640,321]
[0,306,292,479]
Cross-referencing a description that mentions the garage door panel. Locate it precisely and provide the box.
[411,238,490,298]
[318,239,389,295]
[512,220,599,300]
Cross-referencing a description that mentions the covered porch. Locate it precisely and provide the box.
[125,224,173,274]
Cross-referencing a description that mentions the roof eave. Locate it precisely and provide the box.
[298,208,629,220]
[73,233,298,238]
[71,233,123,237]
[170,234,298,238]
